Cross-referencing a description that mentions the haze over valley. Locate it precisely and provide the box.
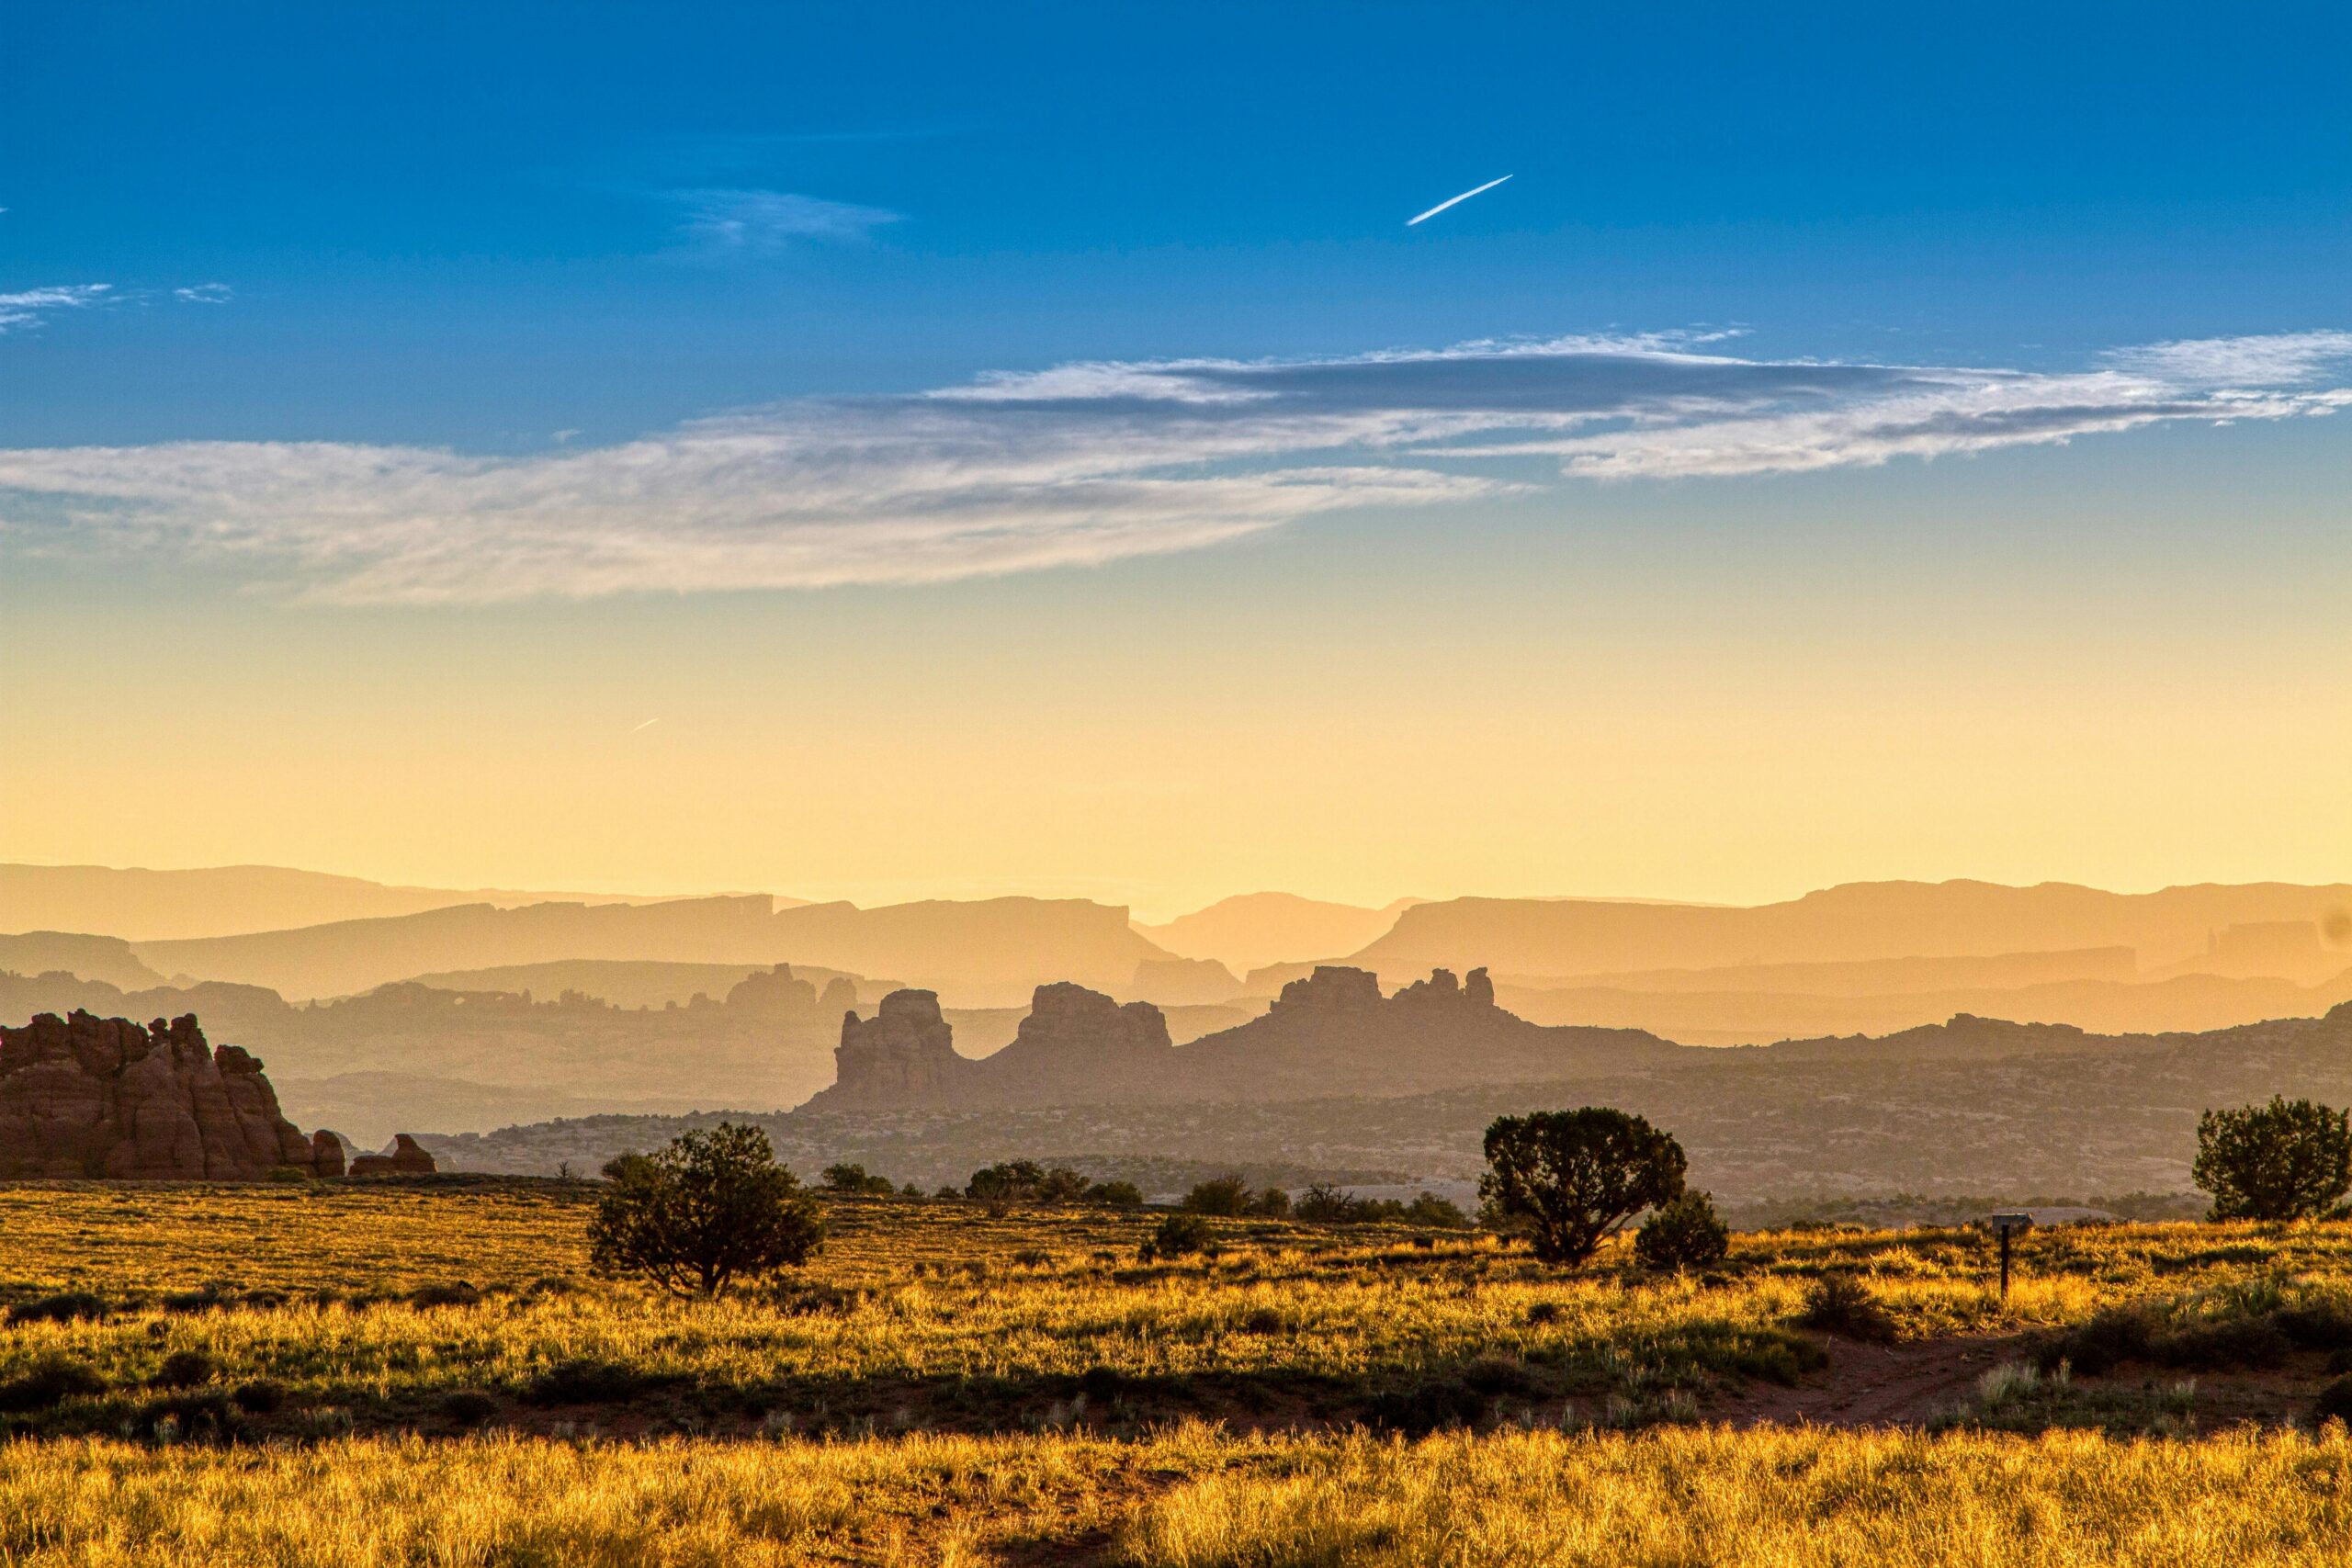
[7,862,2348,1211]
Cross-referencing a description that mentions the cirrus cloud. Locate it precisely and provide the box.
[0,328,2347,604]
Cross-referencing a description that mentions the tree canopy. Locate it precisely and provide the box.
[2193,1097,2352,1222]
[588,1123,824,1296]
[1480,1108,1688,1265]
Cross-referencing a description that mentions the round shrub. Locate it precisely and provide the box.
[1634,1191,1730,1273]
[151,1349,217,1390]
[441,1389,500,1426]
[1142,1213,1216,1261]
[1797,1271,1897,1342]
[232,1379,286,1414]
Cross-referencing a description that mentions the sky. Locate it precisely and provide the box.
[3,1,2349,919]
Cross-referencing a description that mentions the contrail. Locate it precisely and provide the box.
[630,717,661,732]
[1407,175,1513,226]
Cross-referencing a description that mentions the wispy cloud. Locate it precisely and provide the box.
[670,188,902,255]
[0,284,112,334]
[1,329,2346,604]
[173,283,233,305]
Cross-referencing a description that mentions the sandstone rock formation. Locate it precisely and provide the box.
[348,1133,437,1176]
[968,983,1175,1105]
[1273,965,1384,1011]
[1392,965,1497,1007]
[815,989,968,1111]
[797,964,1662,1113]
[0,1010,340,1179]
[723,963,820,1015]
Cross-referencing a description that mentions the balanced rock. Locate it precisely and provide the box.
[0,1010,336,1179]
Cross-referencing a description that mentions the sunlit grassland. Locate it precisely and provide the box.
[2,1182,2350,1438]
[1,1425,2350,1566]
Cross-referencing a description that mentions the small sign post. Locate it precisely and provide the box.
[1988,1212,2033,1298]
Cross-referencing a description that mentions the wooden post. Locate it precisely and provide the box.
[1989,1212,2031,1301]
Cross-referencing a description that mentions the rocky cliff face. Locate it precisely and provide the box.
[0,1010,343,1179]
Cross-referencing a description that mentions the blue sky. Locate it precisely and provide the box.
[7,1,2351,450]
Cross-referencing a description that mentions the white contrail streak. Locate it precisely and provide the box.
[630,717,661,732]
[1406,175,1513,226]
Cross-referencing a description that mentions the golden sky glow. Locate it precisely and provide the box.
[8,423,2348,923]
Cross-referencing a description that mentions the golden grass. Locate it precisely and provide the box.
[0,1425,2348,1566]
[0,1184,2349,1562]
[1123,1425,2352,1567]
[1,1183,2349,1433]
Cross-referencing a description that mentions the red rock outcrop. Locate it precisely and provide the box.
[0,1010,337,1179]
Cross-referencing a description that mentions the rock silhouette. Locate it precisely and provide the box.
[0,1010,339,1179]
[347,1133,437,1176]
[800,964,1656,1112]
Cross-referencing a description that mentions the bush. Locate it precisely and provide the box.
[1086,1180,1144,1208]
[820,1163,897,1196]
[1296,1184,1364,1223]
[1480,1108,1689,1265]
[588,1123,824,1296]
[1363,1379,1487,1437]
[6,1292,107,1325]
[1294,1187,1471,1228]
[1182,1178,1253,1217]
[406,1281,482,1309]
[442,1389,500,1426]
[524,1359,661,1405]
[1634,1191,1730,1273]
[151,1349,217,1390]
[966,1160,1042,1201]
[0,1357,107,1413]
[232,1379,286,1414]
[162,1288,228,1314]
[2194,1097,2352,1221]
[1798,1272,1898,1342]
[2318,1376,2352,1427]
[1400,1193,1471,1229]
[1142,1213,1216,1261]
[1183,1177,1291,1218]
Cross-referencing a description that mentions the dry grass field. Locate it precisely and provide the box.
[1,1179,2351,1562]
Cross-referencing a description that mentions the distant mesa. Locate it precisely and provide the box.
[1135,892,1420,975]
[0,862,736,943]
[1128,955,1240,1006]
[117,892,1170,1005]
[0,1010,345,1179]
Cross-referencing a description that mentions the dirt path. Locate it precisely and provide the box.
[1710,1333,2022,1427]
